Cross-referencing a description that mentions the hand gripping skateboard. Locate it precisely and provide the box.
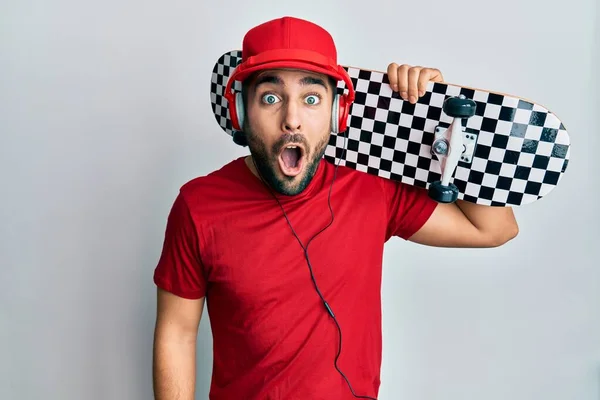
[210,50,571,206]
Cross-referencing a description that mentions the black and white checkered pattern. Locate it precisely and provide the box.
[211,51,243,134]
[210,50,571,206]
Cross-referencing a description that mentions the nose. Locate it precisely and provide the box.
[281,99,301,133]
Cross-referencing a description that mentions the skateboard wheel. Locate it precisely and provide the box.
[443,97,477,118]
[428,181,459,203]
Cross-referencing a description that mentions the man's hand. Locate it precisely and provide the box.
[387,63,444,104]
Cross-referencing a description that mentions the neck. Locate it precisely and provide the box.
[244,155,259,178]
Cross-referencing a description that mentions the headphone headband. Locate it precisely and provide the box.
[223,51,355,134]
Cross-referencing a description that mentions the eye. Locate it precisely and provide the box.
[262,94,280,104]
[305,94,321,105]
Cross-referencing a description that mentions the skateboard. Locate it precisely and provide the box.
[210,50,571,206]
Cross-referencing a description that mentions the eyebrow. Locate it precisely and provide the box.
[254,74,328,91]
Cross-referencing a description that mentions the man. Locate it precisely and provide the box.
[152,16,518,400]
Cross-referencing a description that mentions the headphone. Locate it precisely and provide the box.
[223,56,356,136]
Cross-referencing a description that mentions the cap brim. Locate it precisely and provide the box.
[232,60,344,83]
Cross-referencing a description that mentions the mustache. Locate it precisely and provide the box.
[272,134,308,153]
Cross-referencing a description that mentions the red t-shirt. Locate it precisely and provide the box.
[153,156,437,399]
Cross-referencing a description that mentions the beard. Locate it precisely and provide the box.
[245,128,330,196]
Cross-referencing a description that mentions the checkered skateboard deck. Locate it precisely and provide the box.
[210,50,571,206]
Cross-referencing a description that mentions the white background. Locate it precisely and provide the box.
[1,0,598,399]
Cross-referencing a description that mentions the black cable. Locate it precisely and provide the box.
[251,128,377,400]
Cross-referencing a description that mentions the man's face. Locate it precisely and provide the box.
[243,68,335,196]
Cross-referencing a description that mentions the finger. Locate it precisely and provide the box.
[418,68,445,97]
[430,68,444,83]
[396,64,410,100]
[417,69,433,96]
[422,67,444,86]
[407,66,422,104]
[387,63,399,92]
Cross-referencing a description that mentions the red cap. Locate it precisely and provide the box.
[225,16,355,102]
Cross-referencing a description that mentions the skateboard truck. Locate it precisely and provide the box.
[429,95,477,203]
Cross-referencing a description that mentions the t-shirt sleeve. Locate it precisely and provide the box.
[153,192,207,299]
[380,177,438,241]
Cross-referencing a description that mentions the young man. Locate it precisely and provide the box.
[152,16,518,400]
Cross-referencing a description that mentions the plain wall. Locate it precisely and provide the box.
[1,0,598,399]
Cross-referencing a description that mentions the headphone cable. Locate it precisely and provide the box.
[250,129,377,400]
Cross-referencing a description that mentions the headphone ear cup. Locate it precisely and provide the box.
[331,94,340,133]
[234,92,245,131]
[336,94,350,133]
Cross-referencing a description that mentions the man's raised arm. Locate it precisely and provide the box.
[408,200,518,247]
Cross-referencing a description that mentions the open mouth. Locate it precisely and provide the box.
[278,145,305,177]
